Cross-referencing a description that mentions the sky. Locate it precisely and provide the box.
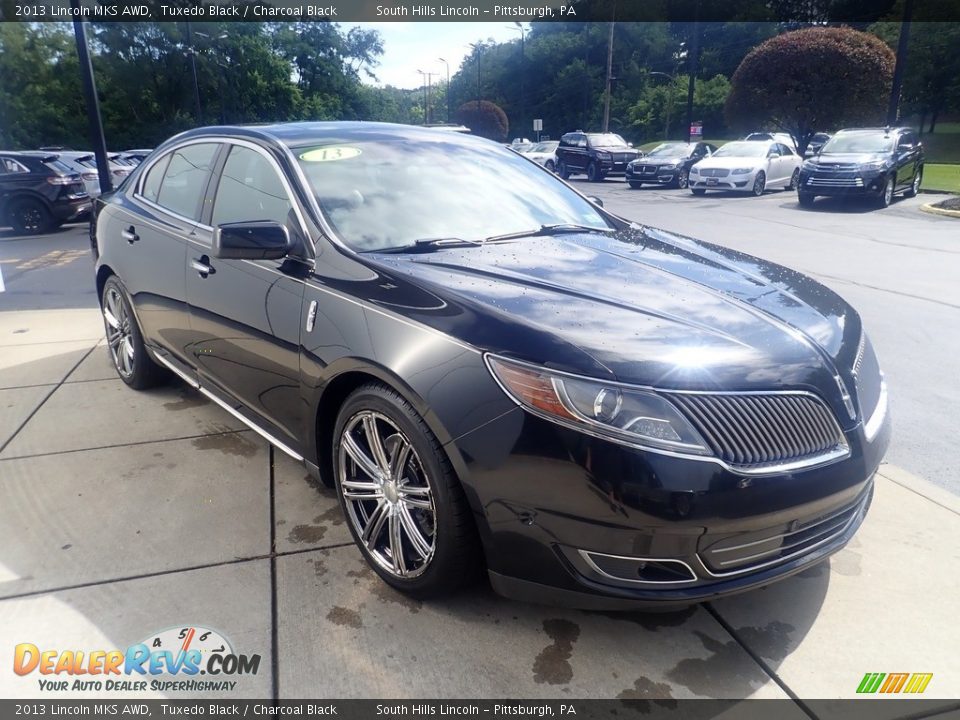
[342,22,528,89]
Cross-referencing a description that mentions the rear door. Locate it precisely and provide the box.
[185,140,310,447]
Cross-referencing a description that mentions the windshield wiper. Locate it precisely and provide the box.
[486,223,616,242]
[375,237,484,254]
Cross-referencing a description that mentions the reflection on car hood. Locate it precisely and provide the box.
[632,156,684,165]
[365,226,862,421]
[809,153,888,165]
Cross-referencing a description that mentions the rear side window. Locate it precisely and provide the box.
[155,143,219,221]
[141,154,170,204]
[212,145,294,228]
[1,158,28,174]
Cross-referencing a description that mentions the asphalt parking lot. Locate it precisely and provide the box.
[1,186,958,707]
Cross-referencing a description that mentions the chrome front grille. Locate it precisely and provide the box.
[665,392,847,470]
[699,167,730,178]
[698,491,867,576]
[808,176,863,187]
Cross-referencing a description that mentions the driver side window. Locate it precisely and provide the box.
[212,145,295,229]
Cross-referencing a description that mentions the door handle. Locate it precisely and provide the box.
[191,256,214,278]
[122,226,139,244]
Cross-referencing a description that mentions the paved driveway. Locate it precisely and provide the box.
[1,204,958,706]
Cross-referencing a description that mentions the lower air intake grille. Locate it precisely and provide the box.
[665,392,846,470]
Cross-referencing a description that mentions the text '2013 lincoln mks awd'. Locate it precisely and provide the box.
[91,122,890,609]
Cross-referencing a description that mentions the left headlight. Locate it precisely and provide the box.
[486,355,712,455]
[596,151,612,160]
[860,161,887,172]
[731,167,754,175]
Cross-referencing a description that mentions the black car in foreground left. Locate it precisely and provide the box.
[91,122,890,609]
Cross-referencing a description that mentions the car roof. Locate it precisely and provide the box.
[169,121,497,153]
[835,127,911,134]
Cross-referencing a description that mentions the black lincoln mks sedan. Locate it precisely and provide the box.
[91,122,890,609]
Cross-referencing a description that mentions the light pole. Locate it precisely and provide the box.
[184,22,202,125]
[506,23,526,139]
[417,70,435,125]
[437,57,450,123]
[602,13,615,133]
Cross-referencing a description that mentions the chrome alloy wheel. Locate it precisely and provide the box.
[103,286,135,378]
[884,177,894,206]
[337,411,436,578]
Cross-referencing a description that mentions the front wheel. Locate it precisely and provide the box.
[905,167,922,198]
[333,384,481,598]
[8,198,52,235]
[586,162,601,182]
[545,160,555,173]
[878,175,895,208]
[628,181,643,189]
[676,169,689,189]
[798,191,816,207]
[557,160,570,180]
[100,276,167,389]
[752,171,766,196]
[786,168,800,190]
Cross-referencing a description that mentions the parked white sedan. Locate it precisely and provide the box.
[522,141,560,172]
[689,140,801,196]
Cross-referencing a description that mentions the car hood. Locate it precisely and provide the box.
[364,227,862,424]
[808,152,887,165]
[595,146,639,154]
[632,156,685,165]
[694,156,765,170]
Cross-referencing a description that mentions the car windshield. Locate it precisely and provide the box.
[586,133,628,148]
[821,134,895,154]
[646,143,689,157]
[295,138,610,252]
[712,142,768,158]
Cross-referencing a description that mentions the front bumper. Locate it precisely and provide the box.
[799,169,887,196]
[689,170,756,192]
[453,400,890,609]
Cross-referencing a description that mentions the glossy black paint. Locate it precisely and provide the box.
[625,142,717,188]
[93,122,889,608]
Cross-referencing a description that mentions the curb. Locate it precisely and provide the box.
[876,463,960,515]
[920,201,960,218]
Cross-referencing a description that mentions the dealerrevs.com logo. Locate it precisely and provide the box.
[13,626,261,693]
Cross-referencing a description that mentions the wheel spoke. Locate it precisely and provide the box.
[103,308,121,329]
[399,505,432,560]
[388,513,407,575]
[362,501,389,549]
[107,330,123,348]
[362,414,391,475]
[388,436,412,482]
[342,432,383,482]
[343,489,383,501]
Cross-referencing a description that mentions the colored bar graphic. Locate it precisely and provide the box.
[857,672,933,694]
[904,673,934,694]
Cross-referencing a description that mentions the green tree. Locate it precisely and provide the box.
[725,26,895,154]
[456,100,509,141]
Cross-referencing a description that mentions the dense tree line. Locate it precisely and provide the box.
[1,18,957,151]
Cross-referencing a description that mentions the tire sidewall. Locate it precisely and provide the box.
[332,385,474,597]
[10,198,50,234]
[587,162,598,182]
[101,276,154,389]
[788,168,799,190]
[558,160,570,180]
[677,169,689,189]
[753,171,766,196]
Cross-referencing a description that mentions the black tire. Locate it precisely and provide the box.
[333,383,481,598]
[586,162,601,183]
[905,167,922,198]
[545,160,555,173]
[786,168,800,191]
[752,171,766,196]
[878,175,895,208]
[557,160,570,180]
[691,188,707,196]
[676,169,689,189]
[100,276,167,390]
[8,198,53,235]
[798,191,816,207]
[628,181,643,189]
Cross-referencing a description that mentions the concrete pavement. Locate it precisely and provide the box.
[0,306,957,704]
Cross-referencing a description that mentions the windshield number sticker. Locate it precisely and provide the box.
[300,147,361,162]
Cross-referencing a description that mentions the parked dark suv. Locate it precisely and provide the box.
[556,131,641,182]
[798,127,923,208]
[0,152,91,234]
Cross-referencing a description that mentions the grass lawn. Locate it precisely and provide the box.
[922,164,960,193]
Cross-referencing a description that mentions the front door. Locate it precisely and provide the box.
[185,142,309,447]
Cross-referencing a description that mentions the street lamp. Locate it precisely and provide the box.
[505,23,526,140]
[437,57,450,123]
[416,70,436,125]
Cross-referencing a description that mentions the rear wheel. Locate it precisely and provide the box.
[798,191,816,207]
[691,188,707,196]
[100,276,166,390]
[333,384,481,598]
[545,159,555,173]
[905,167,922,198]
[8,198,52,235]
[752,171,766,196]
[557,160,570,180]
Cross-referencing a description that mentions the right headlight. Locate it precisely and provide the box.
[802,159,818,171]
[486,355,711,455]
[689,166,700,174]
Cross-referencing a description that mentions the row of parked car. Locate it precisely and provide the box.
[513,126,926,209]
[0,148,151,234]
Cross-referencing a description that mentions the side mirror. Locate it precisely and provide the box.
[213,221,290,260]
[768,151,781,158]
[587,196,604,207]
